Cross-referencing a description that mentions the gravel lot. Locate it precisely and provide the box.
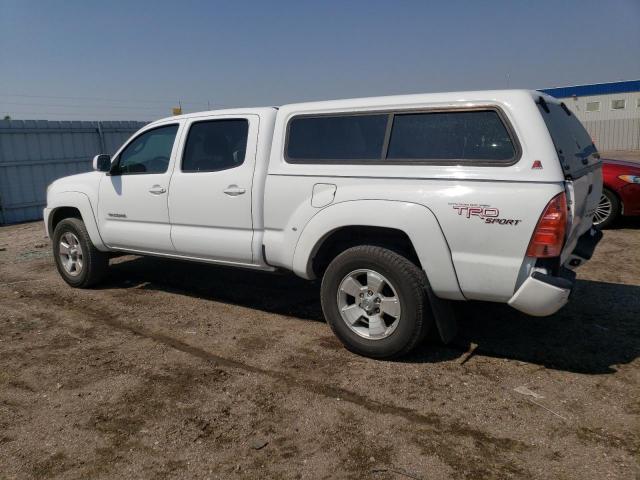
[1,220,638,479]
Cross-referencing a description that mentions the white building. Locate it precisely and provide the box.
[540,80,640,152]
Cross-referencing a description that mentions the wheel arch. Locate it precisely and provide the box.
[46,192,107,251]
[49,206,82,234]
[310,226,421,278]
[292,200,464,300]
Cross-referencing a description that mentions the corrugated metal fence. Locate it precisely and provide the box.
[583,118,640,152]
[0,120,145,224]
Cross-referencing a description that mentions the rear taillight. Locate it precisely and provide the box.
[526,193,568,258]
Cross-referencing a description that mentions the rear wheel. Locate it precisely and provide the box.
[320,245,431,359]
[593,189,619,229]
[53,218,109,288]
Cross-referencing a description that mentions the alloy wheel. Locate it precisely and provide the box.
[593,193,612,226]
[59,232,84,276]
[336,269,401,340]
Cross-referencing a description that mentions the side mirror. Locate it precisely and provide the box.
[93,154,111,172]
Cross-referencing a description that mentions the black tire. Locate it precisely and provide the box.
[593,188,620,229]
[320,245,431,359]
[52,218,109,288]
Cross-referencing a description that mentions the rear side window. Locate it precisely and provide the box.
[285,109,517,164]
[182,119,249,172]
[286,115,387,161]
[387,111,516,162]
[537,99,598,177]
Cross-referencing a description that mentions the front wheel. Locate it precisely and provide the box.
[52,218,109,288]
[320,245,431,359]
[593,189,620,229]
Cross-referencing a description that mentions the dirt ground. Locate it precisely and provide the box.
[0,220,638,480]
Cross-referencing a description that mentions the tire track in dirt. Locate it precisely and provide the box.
[18,286,530,461]
[5,222,640,479]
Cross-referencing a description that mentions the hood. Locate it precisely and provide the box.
[47,171,103,196]
[602,158,640,170]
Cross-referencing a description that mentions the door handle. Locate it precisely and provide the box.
[148,185,167,195]
[223,185,246,196]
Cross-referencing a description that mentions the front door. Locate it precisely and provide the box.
[97,123,181,252]
[168,115,257,263]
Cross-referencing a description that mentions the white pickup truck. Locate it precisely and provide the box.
[44,90,603,358]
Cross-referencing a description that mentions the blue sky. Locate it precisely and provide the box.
[1,0,639,120]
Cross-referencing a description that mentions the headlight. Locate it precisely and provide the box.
[618,175,640,184]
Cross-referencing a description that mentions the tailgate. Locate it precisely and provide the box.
[536,96,603,260]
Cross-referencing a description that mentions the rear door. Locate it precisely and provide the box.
[168,115,258,264]
[536,97,602,255]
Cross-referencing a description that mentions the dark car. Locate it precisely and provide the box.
[594,158,640,228]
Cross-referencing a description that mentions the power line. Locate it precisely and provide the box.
[1,110,152,120]
[0,101,182,111]
[0,92,226,107]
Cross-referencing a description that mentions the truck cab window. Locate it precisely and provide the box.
[182,119,249,172]
[115,124,178,175]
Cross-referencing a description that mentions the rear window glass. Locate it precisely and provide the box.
[286,115,387,161]
[387,110,516,161]
[537,99,597,176]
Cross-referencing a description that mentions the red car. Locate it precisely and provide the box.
[594,158,640,228]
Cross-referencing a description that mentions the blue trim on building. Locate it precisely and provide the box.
[539,80,640,99]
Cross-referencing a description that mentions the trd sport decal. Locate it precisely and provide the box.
[450,203,522,226]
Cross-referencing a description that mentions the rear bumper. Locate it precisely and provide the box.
[508,269,574,316]
[508,228,602,316]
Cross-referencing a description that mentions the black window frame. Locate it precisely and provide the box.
[284,106,522,166]
[110,123,179,176]
[180,118,250,173]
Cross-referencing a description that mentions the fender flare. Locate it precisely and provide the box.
[46,191,108,251]
[292,200,464,300]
